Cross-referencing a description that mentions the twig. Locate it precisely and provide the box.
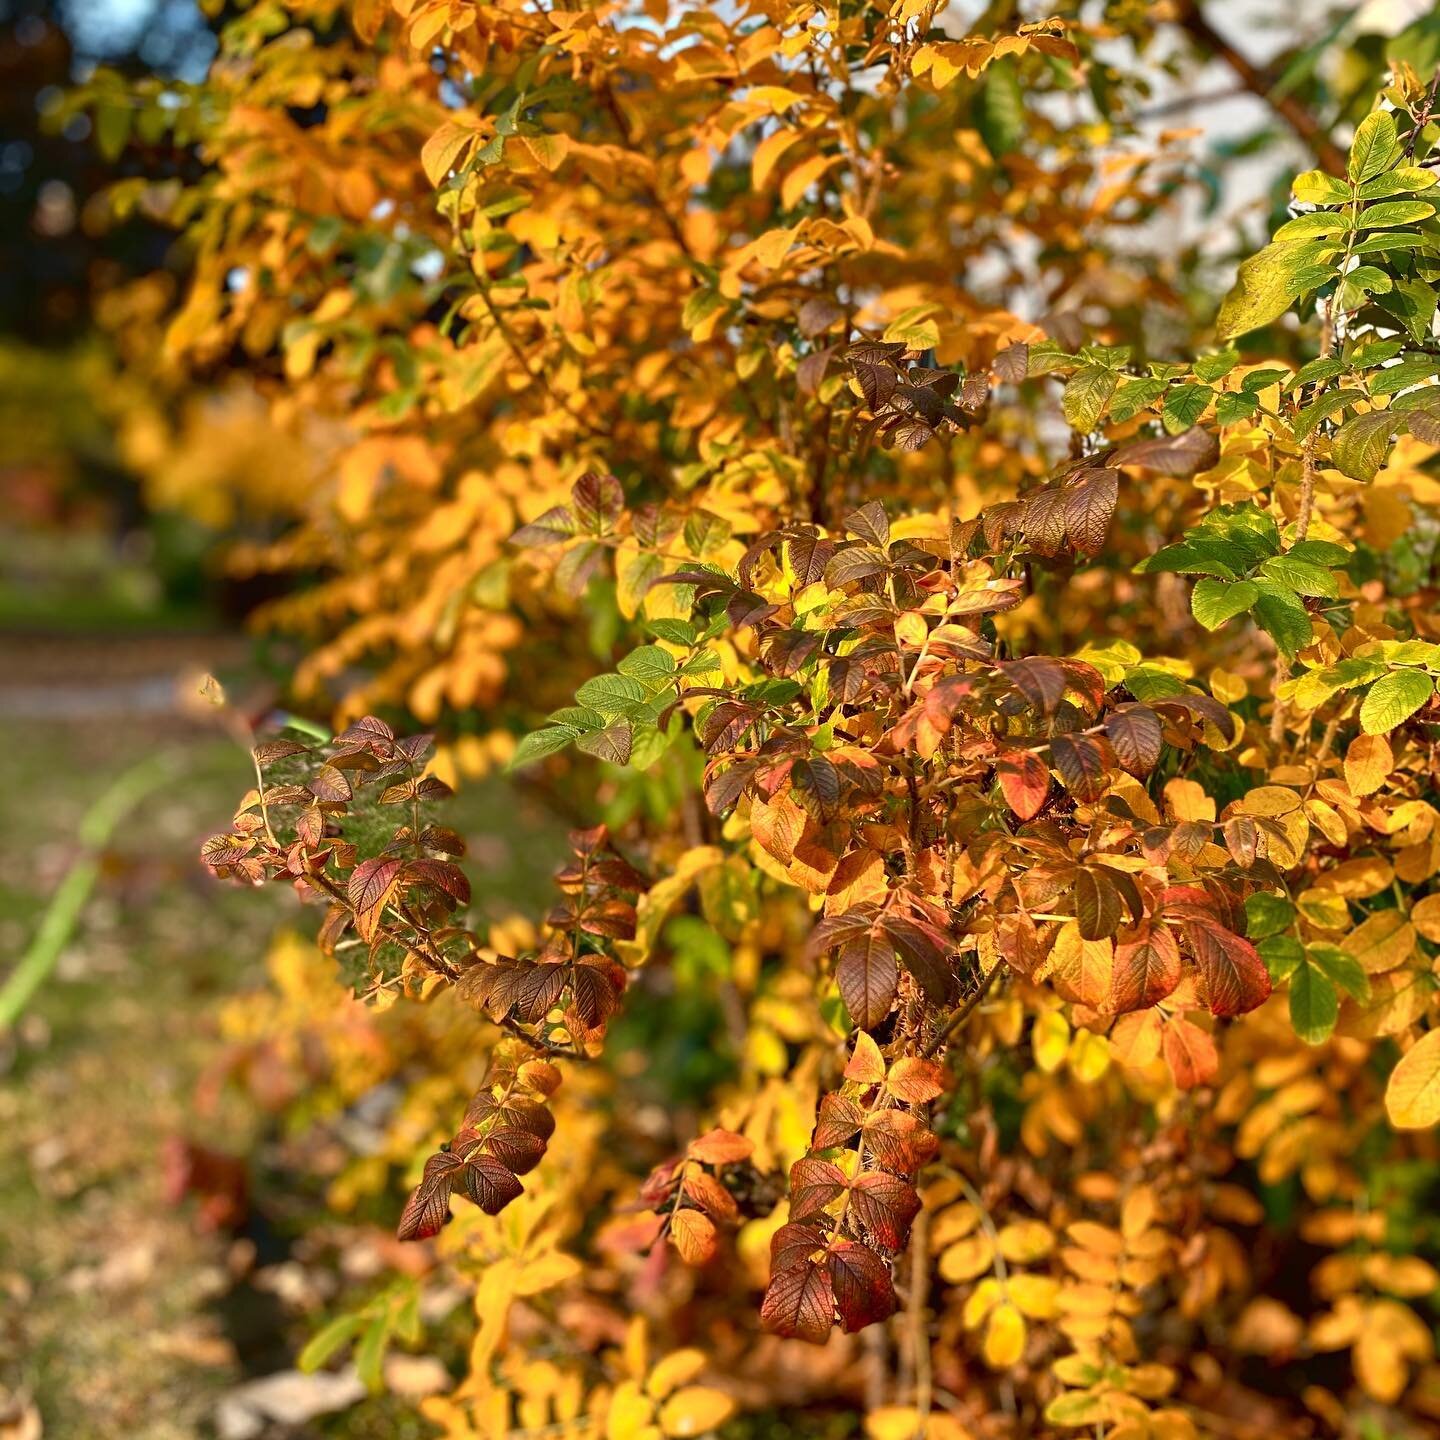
[1405,67,1440,159]
[922,964,1002,1058]
[1176,3,1346,174]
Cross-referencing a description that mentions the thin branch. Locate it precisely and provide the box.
[922,963,1002,1058]
[1176,3,1346,175]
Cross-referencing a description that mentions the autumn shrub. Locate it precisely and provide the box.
[70,1,1440,1435]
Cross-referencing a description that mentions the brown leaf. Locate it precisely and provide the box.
[760,1259,835,1342]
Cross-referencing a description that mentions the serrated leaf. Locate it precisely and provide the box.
[510,726,578,768]
[1332,409,1400,481]
[1190,578,1257,630]
[1062,366,1118,433]
[1348,109,1401,183]
[1359,669,1434,733]
[1257,555,1338,598]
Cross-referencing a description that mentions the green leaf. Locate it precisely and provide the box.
[546,706,604,730]
[1259,934,1305,982]
[1240,367,1293,394]
[354,1314,391,1394]
[1122,665,1189,701]
[1379,279,1439,346]
[1355,200,1436,229]
[1190,578,1258,631]
[1290,357,1347,390]
[1348,109,1402,183]
[1250,583,1313,660]
[1162,383,1213,434]
[648,618,697,645]
[1257,555,1338,598]
[617,644,678,684]
[1192,350,1240,382]
[1307,944,1370,1003]
[1246,893,1296,942]
[1357,167,1437,198]
[1369,358,1440,397]
[1108,377,1167,423]
[1134,543,1237,580]
[1286,539,1352,566]
[1292,388,1361,440]
[1274,213,1347,239]
[1331,409,1400,481]
[574,672,649,716]
[975,61,1025,158]
[1216,392,1258,426]
[1289,960,1338,1045]
[1062,366,1118,432]
[510,726,578,768]
[298,1315,365,1374]
[1359,669,1435,733]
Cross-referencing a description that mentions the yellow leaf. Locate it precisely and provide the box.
[1412,893,1440,942]
[1345,910,1415,974]
[1033,1009,1070,1072]
[658,1386,735,1437]
[645,1350,708,1399]
[752,129,803,190]
[939,1233,995,1283]
[1007,1273,1059,1319]
[1344,733,1393,796]
[781,153,838,210]
[997,1219,1055,1263]
[982,1302,1026,1368]
[421,119,479,186]
[1386,1029,1440,1129]
[607,1381,658,1440]
[519,132,570,172]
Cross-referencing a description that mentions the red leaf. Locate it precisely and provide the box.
[885,1056,946,1103]
[836,933,900,1031]
[761,1260,835,1343]
[1162,1015,1218,1089]
[1184,921,1271,1018]
[790,1157,849,1221]
[1109,926,1181,1014]
[687,1128,753,1166]
[848,1172,921,1251]
[996,750,1050,821]
[347,857,404,942]
[813,1095,865,1149]
[861,1109,933,1174]
[461,1154,524,1214]
[770,1222,829,1272]
[1062,468,1119,555]
[683,1170,739,1223]
[1074,867,1123,941]
[1051,733,1117,802]
[828,1241,897,1331]
[405,858,472,906]
[396,1150,462,1241]
[484,1126,546,1175]
[1104,706,1163,777]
